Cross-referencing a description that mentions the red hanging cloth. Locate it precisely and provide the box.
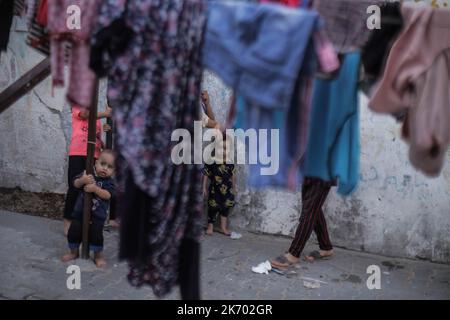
[36,0,48,27]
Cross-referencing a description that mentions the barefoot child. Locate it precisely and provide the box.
[203,133,236,236]
[61,150,115,268]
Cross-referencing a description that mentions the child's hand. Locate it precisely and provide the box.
[213,122,223,132]
[104,106,112,118]
[81,172,95,185]
[103,123,112,132]
[84,183,98,193]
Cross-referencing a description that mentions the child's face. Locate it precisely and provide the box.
[95,153,115,178]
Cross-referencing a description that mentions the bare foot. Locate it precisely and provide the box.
[285,252,300,264]
[94,252,107,268]
[61,250,79,262]
[206,223,214,236]
[95,258,107,268]
[63,219,72,237]
[219,227,231,236]
[219,216,231,236]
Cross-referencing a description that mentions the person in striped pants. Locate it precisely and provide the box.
[271,177,334,268]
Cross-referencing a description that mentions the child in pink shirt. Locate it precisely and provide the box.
[63,105,112,235]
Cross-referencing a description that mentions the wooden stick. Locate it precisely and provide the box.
[0,58,51,115]
[106,116,113,150]
[81,80,99,259]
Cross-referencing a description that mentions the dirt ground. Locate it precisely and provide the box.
[0,188,64,220]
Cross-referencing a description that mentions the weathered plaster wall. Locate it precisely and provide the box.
[0,17,69,193]
[0,16,107,194]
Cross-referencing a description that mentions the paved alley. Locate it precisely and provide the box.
[1,210,449,300]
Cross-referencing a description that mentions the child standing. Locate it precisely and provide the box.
[61,149,115,268]
[203,133,236,236]
[63,105,111,236]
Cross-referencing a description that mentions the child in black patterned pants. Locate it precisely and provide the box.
[203,133,236,236]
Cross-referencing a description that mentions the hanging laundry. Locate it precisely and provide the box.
[206,0,317,190]
[47,0,100,108]
[314,29,342,78]
[89,0,133,78]
[25,0,51,56]
[0,0,15,52]
[314,0,382,53]
[36,0,48,27]
[361,2,403,96]
[260,0,340,77]
[232,62,314,186]
[369,4,450,177]
[228,0,339,190]
[14,0,27,15]
[26,0,50,56]
[233,73,315,190]
[303,53,361,195]
[91,0,206,298]
[26,0,37,28]
[203,1,320,110]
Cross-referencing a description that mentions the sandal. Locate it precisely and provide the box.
[304,250,333,262]
[214,227,232,237]
[270,254,298,269]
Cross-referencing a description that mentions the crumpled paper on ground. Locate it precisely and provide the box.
[251,260,272,274]
[230,231,242,239]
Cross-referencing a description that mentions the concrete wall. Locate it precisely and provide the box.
[0,16,107,194]
[1,6,450,264]
[0,17,68,193]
